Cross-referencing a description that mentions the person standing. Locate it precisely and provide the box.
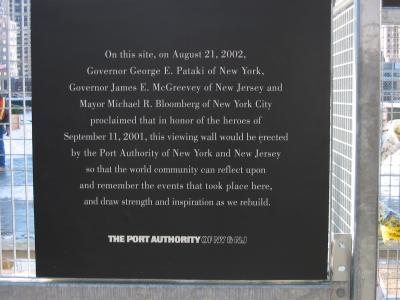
[0,96,10,172]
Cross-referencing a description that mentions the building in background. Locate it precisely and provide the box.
[382,26,400,63]
[382,25,400,122]
[382,62,400,103]
[8,0,31,95]
[0,16,18,95]
[0,0,18,95]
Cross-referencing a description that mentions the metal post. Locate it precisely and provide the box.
[0,0,383,299]
[352,0,381,299]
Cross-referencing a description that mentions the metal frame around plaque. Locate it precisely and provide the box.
[0,0,380,299]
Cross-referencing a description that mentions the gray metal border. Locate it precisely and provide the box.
[0,280,347,300]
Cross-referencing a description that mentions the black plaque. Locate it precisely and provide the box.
[32,0,331,280]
